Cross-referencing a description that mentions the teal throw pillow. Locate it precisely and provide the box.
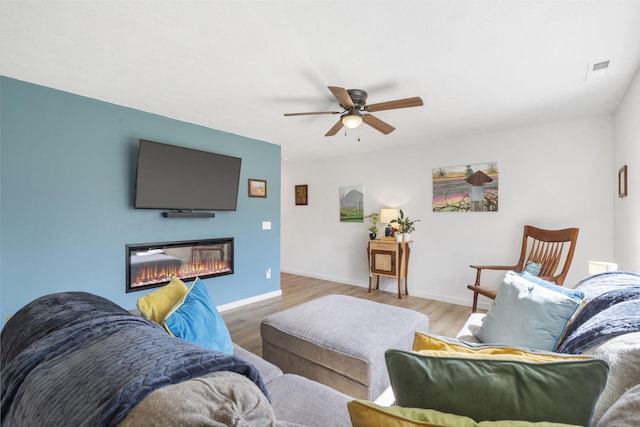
[163,277,233,354]
[475,271,583,351]
[524,260,542,276]
[385,343,609,427]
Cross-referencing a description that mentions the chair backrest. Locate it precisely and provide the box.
[515,225,579,285]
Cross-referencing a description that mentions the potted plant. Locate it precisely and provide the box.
[390,209,420,241]
[365,212,380,240]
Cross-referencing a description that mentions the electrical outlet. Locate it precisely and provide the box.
[266,268,271,279]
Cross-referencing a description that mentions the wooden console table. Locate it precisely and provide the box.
[366,240,411,299]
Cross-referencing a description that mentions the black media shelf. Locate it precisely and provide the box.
[162,212,215,218]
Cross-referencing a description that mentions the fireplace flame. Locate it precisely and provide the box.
[130,247,232,289]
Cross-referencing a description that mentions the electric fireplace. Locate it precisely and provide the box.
[126,238,234,292]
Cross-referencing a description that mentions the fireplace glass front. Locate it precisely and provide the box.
[126,238,233,292]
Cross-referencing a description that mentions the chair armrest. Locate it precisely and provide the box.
[469,265,519,287]
[469,265,518,271]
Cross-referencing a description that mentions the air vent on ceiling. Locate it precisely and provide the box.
[586,59,612,80]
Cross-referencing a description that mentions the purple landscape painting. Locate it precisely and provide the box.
[432,162,499,212]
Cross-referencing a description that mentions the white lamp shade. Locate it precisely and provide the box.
[342,113,363,129]
[588,261,617,275]
[380,208,400,224]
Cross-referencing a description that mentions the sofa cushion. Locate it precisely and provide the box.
[385,333,609,426]
[475,271,583,351]
[118,371,276,427]
[596,384,640,427]
[233,344,283,385]
[582,331,640,424]
[136,276,188,323]
[455,312,484,343]
[267,373,352,427]
[163,277,233,354]
[347,400,582,427]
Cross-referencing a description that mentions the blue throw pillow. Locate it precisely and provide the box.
[163,277,233,354]
[475,271,583,351]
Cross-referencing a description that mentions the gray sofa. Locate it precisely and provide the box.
[2,271,637,426]
[125,273,640,427]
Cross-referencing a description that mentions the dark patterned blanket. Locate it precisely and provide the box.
[557,271,640,354]
[1,292,267,426]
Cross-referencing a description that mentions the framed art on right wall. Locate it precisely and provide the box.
[618,165,628,198]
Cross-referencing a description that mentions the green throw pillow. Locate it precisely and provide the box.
[385,334,609,427]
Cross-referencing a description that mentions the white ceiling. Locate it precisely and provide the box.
[1,1,639,160]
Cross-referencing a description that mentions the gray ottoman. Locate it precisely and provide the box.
[260,294,430,400]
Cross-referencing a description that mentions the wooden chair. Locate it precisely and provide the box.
[467,225,579,312]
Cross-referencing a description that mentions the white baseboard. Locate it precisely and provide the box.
[280,268,367,288]
[216,290,282,312]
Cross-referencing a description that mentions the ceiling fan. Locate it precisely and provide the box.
[284,86,423,136]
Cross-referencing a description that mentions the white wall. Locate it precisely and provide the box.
[281,116,615,309]
[613,68,640,272]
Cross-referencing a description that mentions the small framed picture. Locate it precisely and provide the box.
[295,184,308,205]
[618,165,628,198]
[248,179,267,198]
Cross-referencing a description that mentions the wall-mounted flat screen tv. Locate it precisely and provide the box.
[134,139,242,211]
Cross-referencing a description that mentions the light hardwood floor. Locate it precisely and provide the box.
[222,273,472,355]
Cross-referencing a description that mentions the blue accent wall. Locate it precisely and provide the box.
[0,77,281,324]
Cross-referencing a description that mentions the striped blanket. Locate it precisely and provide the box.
[557,271,640,354]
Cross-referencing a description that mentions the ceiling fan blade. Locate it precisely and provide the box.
[328,86,355,108]
[363,114,395,135]
[366,96,423,112]
[325,119,344,136]
[284,111,341,117]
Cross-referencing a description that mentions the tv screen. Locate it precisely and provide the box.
[134,139,242,211]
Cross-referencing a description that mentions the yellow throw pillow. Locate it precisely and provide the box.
[348,400,476,427]
[347,400,582,427]
[412,332,592,362]
[136,276,189,323]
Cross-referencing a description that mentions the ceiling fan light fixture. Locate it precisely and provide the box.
[285,86,423,136]
[342,112,363,129]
